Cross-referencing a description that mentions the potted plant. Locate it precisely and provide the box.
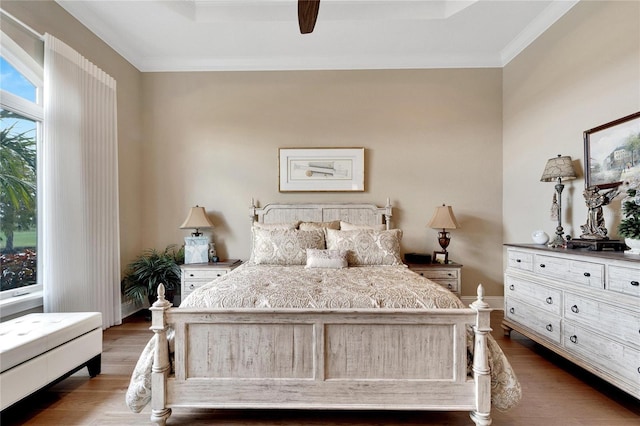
[121,244,183,306]
[617,180,640,254]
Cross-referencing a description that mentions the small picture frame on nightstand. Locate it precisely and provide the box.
[433,251,448,264]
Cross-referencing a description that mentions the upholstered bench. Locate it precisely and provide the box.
[0,312,102,410]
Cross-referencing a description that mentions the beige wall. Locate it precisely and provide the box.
[142,69,504,296]
[2,0,144,269]
[503,0,640,246]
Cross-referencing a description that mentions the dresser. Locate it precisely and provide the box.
[503,244,639,398]
[406,262,462,296]
[180,260,241,300]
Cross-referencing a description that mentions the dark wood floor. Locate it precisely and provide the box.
[1,310,639,425]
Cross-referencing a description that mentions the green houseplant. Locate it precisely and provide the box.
[121,245,183,306]
[617,181,640,254]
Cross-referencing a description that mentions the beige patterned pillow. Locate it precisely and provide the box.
[305,249,348,269]
[325,228,403,266]
[252,228,325,265]
[339,221,386,231]
[253,221,299,230]
[299,221,340,231]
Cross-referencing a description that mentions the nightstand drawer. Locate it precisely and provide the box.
[413,269,458,280]
[437,280,458,293]
[182,269,228,280]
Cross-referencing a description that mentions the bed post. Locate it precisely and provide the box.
[384,198,392,230]
[469,284,492,426]
[149,284,172,426]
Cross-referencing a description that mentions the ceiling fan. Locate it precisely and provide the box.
[298,0,321,34]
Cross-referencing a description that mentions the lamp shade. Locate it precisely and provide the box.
[180,206,214,230]
[427,205,460,230]
[540,155,577,182]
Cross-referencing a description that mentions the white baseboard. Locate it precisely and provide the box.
[460,295,503,310]
[121,299,144,319]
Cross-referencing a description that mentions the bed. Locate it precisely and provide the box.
[126,201,520,425]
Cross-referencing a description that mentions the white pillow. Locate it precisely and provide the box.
[253,221,299,230]
[251,228,325,265]
[325,228,403,266]
[305,249,348,269]
[299,221,340,231]
[339,221,386,231]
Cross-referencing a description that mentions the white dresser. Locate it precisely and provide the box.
[503,244,640,398]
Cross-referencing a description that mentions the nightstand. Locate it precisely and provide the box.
[406,261,462,296]
[180,259,241,300]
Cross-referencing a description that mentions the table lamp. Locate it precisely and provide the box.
[540,155,576,247]
[427,204,460,258]
[180,205,214,264]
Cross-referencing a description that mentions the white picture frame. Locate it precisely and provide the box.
[279,148,365,192]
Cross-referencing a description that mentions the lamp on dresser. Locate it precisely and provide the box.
[427,204,460,262]
[540,155,577,247]
[180,205,214,264]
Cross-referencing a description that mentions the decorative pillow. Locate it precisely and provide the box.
[339,221,386,231]
[251,228,325,265]
[305,249,348,269]
[325,228,403,266]
[299,221,340,231]
[253,221,299,230]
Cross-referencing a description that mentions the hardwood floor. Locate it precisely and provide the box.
[1,310,638,425]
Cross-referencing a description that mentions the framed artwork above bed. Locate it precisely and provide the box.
[279,147,365,192]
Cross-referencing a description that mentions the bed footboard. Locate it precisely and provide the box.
[149,284,492,425]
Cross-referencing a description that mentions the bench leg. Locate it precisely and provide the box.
[86,354,101,377]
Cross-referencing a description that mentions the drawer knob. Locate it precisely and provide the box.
[571,305,579,314]
[516,259,521,263]
[631,281,639,287]
[216,273,222,277]
[189,273,195,277]
[447,284,452,289]
[447,273,453,277]
[569,335,578,344]
[539,264,546,268]
[420,272,424,276]
[509,284,515,291]
[189,284,195,289]
[583,272,591,277]
[546,324,553,332]
[546,297,553,304]
[509,307,515,314]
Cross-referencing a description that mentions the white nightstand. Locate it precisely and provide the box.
[180,259,241,300]
[406,261,462,296]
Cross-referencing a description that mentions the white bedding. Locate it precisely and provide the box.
[126,263,521,412]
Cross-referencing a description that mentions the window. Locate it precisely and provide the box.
[0,22,43,303]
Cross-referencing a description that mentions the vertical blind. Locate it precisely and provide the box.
[42,34,121,328]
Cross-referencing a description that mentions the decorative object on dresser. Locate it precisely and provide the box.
[406,261,462,296]
[180,260,241,300]
[503,244,640,399]
[427,204,460,257]
[278,147,365,192]
[540,155,577,248]
[618,179,640,254]
[531,230,549,245]
[180,205,215,264]
[584,111,640,190]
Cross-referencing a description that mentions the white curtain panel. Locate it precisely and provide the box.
[42,34,121,328]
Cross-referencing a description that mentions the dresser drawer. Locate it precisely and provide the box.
[182,268,229,280]
[563,323,640,387]
[505,298,561,344]
[507,250,533,271]
[534,254,604,288]
[505,275,562,315]
[608,265,640,298]
[564,293,640,347]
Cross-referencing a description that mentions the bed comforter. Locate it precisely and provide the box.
[126,263,521,412]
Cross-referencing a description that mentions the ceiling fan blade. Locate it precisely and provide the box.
[298,0,320,34]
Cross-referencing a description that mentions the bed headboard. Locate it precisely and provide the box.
[250,199,393,229]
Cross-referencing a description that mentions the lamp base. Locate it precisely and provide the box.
[184,236,209,264]
[437,230,451,252]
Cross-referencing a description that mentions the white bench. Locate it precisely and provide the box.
[0,312,103,410]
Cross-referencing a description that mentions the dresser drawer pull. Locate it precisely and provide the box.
[447,284,453,290]
[516,259,521,263]
[571,305,579,314]
[631,281,639,286]
[509,307,515,314]
[419,272,424,276]
[189,273,195,277]
[546,297,553,304]
[569,335,578,344]
[447,273,453,277]
[539,264,546,268]
[189,284,195,290]
[217,273,222,277]
[546,324,553,332]
[583,272,590,277]
[509,284,515,291]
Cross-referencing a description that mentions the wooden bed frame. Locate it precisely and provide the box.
[148,201,492,425]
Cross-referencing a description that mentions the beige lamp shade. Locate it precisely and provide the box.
[540,155,577,182]
[180,206,214,236]
[427,205,460,230]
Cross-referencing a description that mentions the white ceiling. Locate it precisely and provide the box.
[55,0,579,72]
